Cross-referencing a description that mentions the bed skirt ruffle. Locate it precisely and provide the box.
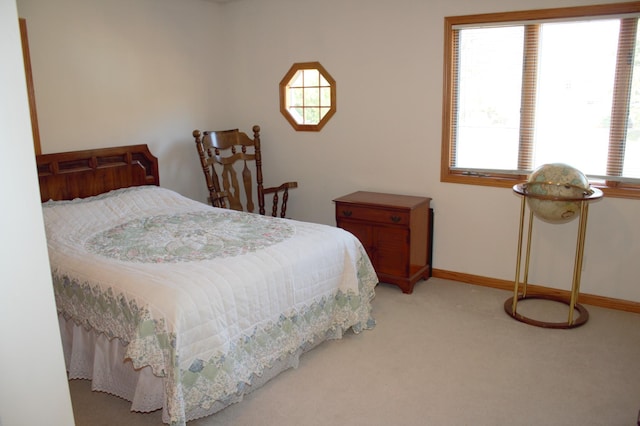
[58,314,317,423]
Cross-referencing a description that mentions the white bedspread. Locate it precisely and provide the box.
[43,186,377,425]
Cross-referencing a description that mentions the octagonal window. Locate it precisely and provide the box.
[280,62,336,131]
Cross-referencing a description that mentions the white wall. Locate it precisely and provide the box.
[218,0,640,303]
[15,0,640,309]
[17,0,227,203]
[0,0,75,424]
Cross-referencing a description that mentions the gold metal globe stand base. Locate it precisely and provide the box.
[503,294,589,329]
[506,183,603,329]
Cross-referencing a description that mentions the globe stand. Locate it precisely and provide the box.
[504,183,603,329]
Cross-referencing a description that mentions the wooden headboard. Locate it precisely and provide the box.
[36,144,159,202]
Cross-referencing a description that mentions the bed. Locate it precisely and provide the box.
[37,145,378,425]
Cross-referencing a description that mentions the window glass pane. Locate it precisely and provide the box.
[320,74,330,87]
[319,107,330,119]
[289,88,303,107]
[291,107,304,123]
[320,87,331,107]
[534,20,619,175]
[303,69,320,86]
[304,87,320,106]
[625,24,640,178]
[290,71,304,88]
[456,26,524,169]
[305,107,319,124]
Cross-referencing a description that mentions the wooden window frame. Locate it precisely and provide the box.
[441,2,640,200]
[279,62,336,132]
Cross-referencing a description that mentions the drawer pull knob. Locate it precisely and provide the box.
[343,210,352,217]
[390,215,401,223]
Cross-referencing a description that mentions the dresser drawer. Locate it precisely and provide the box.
[336,204,409,226]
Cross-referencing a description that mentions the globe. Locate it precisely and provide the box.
[525,163,590,224]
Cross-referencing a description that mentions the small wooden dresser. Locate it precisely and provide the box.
[334,191,432,294]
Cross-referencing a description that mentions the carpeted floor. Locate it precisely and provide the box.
[69,278,640,425]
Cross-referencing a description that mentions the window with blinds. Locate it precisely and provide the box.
[441,2,640,199]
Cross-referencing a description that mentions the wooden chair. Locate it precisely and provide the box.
[193,125,298,218]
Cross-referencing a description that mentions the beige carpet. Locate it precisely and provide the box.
[69,278,640,425]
